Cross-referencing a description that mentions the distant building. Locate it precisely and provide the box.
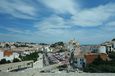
[0,50,19,62]
[4,50,13,57]
[67,39,86,69]
[98,45,106,54]
[99,38,115,54]
[0,51,4,60]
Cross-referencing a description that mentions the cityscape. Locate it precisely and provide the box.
[0,38,115,74]
[0,0,115,76]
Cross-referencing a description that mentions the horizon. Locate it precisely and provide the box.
[0,0,115,44]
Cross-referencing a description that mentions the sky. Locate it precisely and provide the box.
[0,0,115,44]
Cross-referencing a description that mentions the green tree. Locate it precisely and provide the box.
[19,51,39,62]
[0,59,7,64]
[13,58,20,62]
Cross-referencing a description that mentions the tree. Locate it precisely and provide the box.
[0,59,7,64]
[13,58,20,62]
[4,44,10,48]
[19,51,39,62]
[112,38,115,41]
[7,60,11,63]
[50,42,64,48]
[108,52,115,60]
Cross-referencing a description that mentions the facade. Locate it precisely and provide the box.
[0,51,4,60]
[67,39,85,69]
[85,53,108,64]
[85,53,98,64]
[99,39,115,54]
[0,50,19,61]
[4,50,13,57]
[98,45,106,53]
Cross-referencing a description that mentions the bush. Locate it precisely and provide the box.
[84,56,115,73]
[13,58,20,62]
[0,59,11,64]
[0,59,7,64]
[19,51,39,62]
[50,42,64,48]
[108,52,115,60]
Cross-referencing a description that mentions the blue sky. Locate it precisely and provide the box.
[0,0,115,44]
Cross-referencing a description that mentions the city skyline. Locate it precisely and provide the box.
[0,0,115,44]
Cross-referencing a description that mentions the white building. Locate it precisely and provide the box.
[0,51,4,60]
[67,39,85,69]
[99,39,115,54]
[98,45,106,54]
[0,50,20,62]
[44,46,53,52]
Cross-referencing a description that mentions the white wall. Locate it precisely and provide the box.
[98,46,106,53]
[0,51,4,60]
[2,52,19,61]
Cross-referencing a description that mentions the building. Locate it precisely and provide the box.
[85,53,108,64]
[4,50,13,57]
[0,50,19,62]
[99,38,115,54]
[0,51,4,60]
[67,39,86,69]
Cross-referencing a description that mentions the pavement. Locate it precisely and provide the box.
[0,72,115,76]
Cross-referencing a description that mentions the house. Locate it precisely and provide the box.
[67,39,86,69]
[0,51,4,60]
[99,38,115,54]
[84,53,108,64]
[0,50,19,62]
[4,50,13,57]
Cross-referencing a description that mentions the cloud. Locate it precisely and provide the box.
[0,0,37,19]
[0,26,32,35]
[71,3,115,27]
[34,15,72,35]
[102,21,115,32]
[0,0,115,44]
[33,3,115,43]
[40,0,79,14]
[40,0,115,27]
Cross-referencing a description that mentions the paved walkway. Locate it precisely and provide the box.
[0,72,115,76]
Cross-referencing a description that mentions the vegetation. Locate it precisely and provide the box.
[0,59,11,64]
[0,51,39,64]
[112,38,115,41]
[84,52,115,73]
[19,51,39,62]
[4,44,10,48]
[13,58,21,63]
[108,51,115,60]
[50,41,64,48]
[39,43,48,45]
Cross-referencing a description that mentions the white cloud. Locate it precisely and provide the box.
[40,0,79,14]
[71,3,115,27]
[106,21,115,26]
[34,2,115,42]
[6,28,32,35]
[0,0,37,19]
[34,15,72,35]
[103,21,115,31]
[40,0,115,27]
[0,26,32,35]
[0,0,115,43]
